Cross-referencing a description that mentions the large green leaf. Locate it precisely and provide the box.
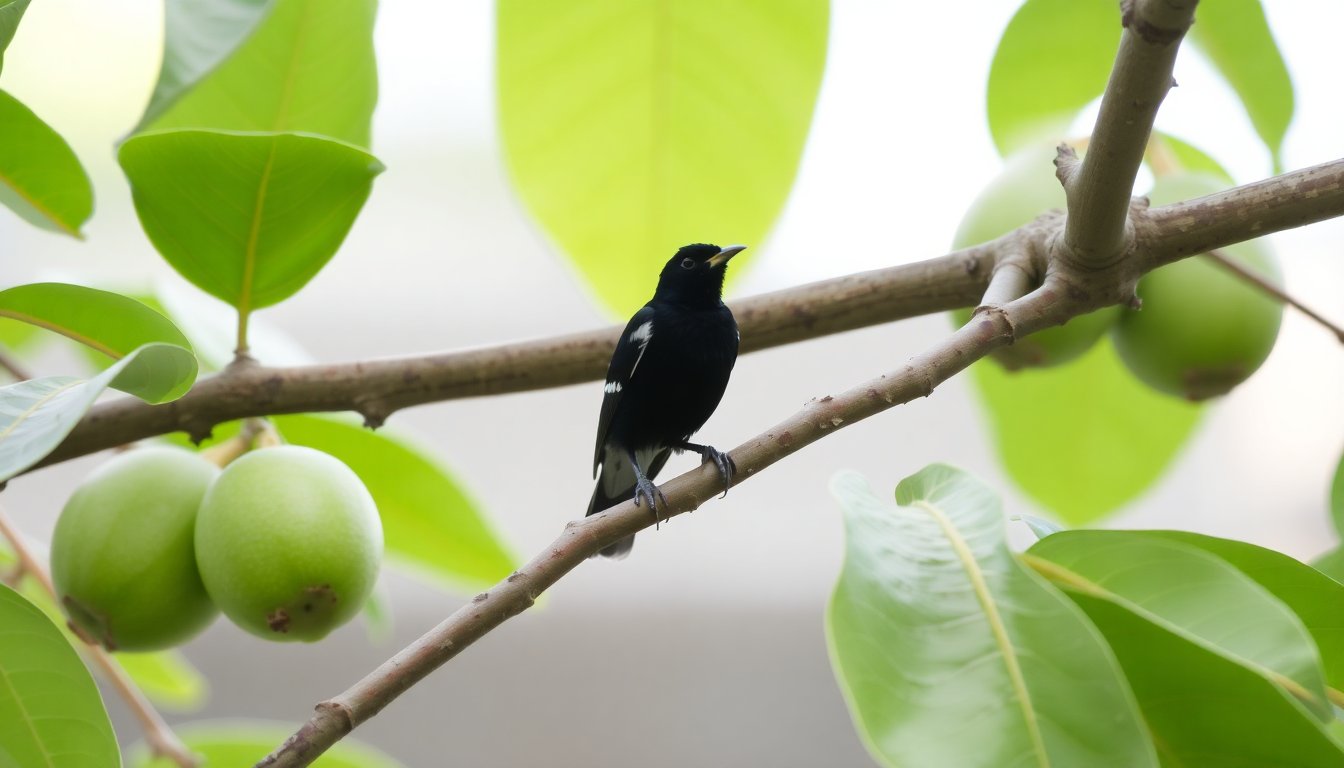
[129,720,402,767]
[1187,0,1293,172]
[970,338,1202,523]
[497,0,828,316]
[0,544,209,711]
[0,582,122,768]
[0,283,191,360]
[1140,531,1344,696]
[139,0,377,149]
[1331,446,1344,534]
[986,0,1117,155]
[272,414,516,591]
[0,343,197,482]
[0,0,31,72]
[826,466,1155,768]
[0,89,93,237]
[1066,593,1344,767]
[119,130,383,311]
[1029,531,1331,719]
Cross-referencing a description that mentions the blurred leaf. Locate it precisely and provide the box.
[115,651,209,712]
[1012,513,1063,541]
[0,0,31,71]
[0,343,198,482]
[986,0,1117,155]
[361,584,392,645]
[1149,131,1235,184]
[129,720,402,767]
[139,0,377,149]
[1030,531,1331,719]
[1331,446,1344,534]
[0,89,93,237]
[1063,592,1344,766]
[0,582,122,768]
[1142,530,1344,695]
[497,0,828,316]
[1186,0,1293,172]
[1314,547,1344,584]
[827,467,1155,768]
[272,414,516,591]
[0,283,192,360]
[970,338,1202,523]
[134,0,274,131]
[119,130,383,311]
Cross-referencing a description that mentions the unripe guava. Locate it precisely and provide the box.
[950,144,1120,369]
[51,446,220,650]
[1112,173,1284,400]
[194,445,382,642]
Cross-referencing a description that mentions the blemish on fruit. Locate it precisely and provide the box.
[268,609,291,632]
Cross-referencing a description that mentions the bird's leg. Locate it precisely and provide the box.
[627,450,669,528]
[672,441,736,498]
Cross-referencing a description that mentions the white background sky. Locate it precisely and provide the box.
[2,2,1342,764]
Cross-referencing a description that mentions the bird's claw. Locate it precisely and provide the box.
[633,476,669,529]
[702,446,736,498]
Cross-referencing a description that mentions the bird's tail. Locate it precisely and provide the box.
[587,447,670,559]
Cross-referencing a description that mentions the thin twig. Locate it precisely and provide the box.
[1201,249,1344,344]
[0,345,33,381]
[0,508,199,767]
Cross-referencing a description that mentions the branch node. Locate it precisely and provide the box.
[1053,144,1080,188]
[359,408,388,430]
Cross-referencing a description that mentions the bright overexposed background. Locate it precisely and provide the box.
[2,1,1342,765]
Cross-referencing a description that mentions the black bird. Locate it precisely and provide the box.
[587,243,745,558]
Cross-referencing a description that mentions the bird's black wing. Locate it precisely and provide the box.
[592,304,657,474]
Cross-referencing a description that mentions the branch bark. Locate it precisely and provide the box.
[1060,0,1197,266]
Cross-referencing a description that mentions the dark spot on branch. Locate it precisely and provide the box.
[1121,0,1191,45]
[472,592,489,603]
[506,571,524,583]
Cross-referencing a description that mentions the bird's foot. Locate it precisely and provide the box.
[702,446,736,498]
[633,476,669,529]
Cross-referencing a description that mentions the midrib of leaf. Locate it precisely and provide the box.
[0,643,58,768]
[235,139,278,347]
[0,163,80,238]
[0,309,118,359]
[913,499,1050,768]
[0,378,80,442]
[1021,554,1334,712]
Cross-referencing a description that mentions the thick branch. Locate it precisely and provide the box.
[256,280,1071,768]
[1061,0,1196,265]
[37,248,994,469]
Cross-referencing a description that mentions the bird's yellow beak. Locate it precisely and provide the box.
[708,244,747,268]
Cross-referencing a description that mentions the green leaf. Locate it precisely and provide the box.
[1149,131,1235,185]
[0,543,209,711]
[0,283,192,361]
[1186,0,1293,172]
[271,414,516,591]
[0,582,122,768]
[361,586,392,645]
[1331,446,1344,535]
[1029,531,1331,719]
[497,0,828,316]
[826,466,1155,768]
[115,651,209,712]
[1062,592,1344,766]
[128,720,402,768]
[0,0,31,72]
[986,0,1117,155]
[1314,547,1344,585]
[139,0,377,149]
[0,343,197,482]
[970,338,1202,523]
[0,89,93,237]
[119,130,383,311]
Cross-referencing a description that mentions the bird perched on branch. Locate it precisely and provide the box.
[587,243,745,558]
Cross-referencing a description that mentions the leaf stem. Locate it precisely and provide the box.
[0,345,33,381]
[1200,250,1344,344]
[0,507,200,768]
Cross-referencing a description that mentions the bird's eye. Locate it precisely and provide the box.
[680,258,696,269]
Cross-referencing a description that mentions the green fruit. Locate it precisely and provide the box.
[950,144,1119,369]
[1113,173,1284,400]
[51,447,220,651]
[194,445,382,642]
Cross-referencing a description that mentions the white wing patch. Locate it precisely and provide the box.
[604,381,622,394]
[628,320,653,377]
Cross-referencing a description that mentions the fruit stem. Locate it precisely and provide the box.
[1201,250,1344,345]
[0,507,201,768]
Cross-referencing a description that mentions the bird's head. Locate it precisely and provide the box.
[654,243,746,305]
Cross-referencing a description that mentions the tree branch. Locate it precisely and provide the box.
[1060,0,1196,266]
[1202,249,1344,344]
[255,278,1072,768]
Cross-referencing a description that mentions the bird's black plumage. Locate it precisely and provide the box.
[587,243,743,558]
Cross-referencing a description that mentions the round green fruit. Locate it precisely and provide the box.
[951,144,1119,369]
[194,445,382,642]
[51,446,220,651]
[1113,172,1284,400]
